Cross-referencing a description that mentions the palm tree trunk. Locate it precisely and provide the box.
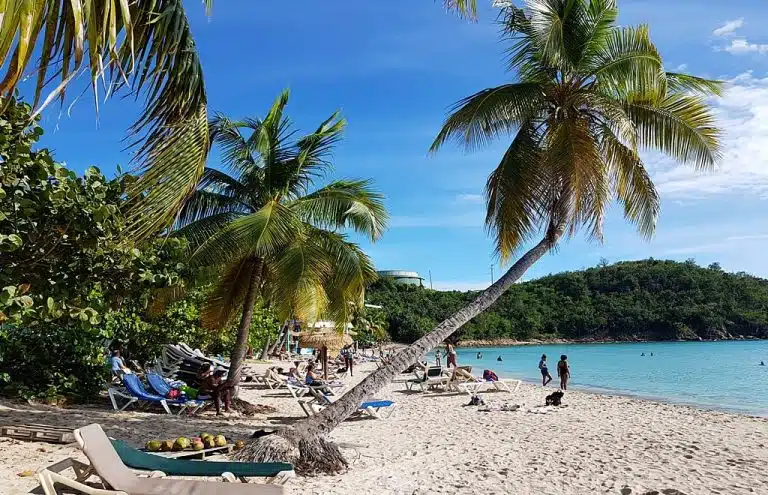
[235,225,564,472]
[227,260,262,386]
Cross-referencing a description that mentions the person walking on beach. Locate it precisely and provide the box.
[435,349,442,367]
[539,354,553,386]
[557,355,570,390]
[446,343,457,368]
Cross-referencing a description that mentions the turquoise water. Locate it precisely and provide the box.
[437,341,768,415]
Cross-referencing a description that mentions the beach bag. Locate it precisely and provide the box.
[482,369,499,382]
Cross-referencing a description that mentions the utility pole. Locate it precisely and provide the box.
[428,269,433,290]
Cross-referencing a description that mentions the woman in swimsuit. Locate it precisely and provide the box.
[557,354,570,390]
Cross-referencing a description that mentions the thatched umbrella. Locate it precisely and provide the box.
[295,325,355,378]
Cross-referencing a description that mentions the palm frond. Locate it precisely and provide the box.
[201,257,262,329]
[443,0,478,20]
[289,180,389,241]
[577,0,618,68]
[587,25,664,98]
[431,83,546,152]
[209,114,261,179]
[625,93,722,170]
[666,72,725,97]
[545,116,608,241]
[173,212,244,253]
[600,125,659,238]
[264,233,333,323]
[312,230,378,327]
[282,111,346,198]
[190,200,302,267]
[485,121,550,260]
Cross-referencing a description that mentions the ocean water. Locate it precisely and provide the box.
[435,341,768,415]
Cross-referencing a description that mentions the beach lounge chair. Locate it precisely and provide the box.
[107,374,202,415]
[110,438,294,484]
[304,388,396,419]
[458,378,522,395]
[36,424,286,495]
[406,366,450,392]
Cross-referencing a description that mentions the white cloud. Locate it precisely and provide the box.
[723,39,768,54]
[674,64,688,72]
[650,71,768,199]
[456,193,483,203]
[713,18,744,37]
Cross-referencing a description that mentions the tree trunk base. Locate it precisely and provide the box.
[234,430,348,475]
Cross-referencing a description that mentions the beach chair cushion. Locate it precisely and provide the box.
[111,438,293,478]
[360,400,394,409]
[123,374,184,404]
[146,373,173,397]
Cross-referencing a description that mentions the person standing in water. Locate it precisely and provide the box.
[538,354,553,386]
[557,355,570,390]
[435,349,442,367]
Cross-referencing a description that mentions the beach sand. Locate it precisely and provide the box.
[2,361,767,494]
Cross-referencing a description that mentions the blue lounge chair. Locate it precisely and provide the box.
[302,388,396,419]
[108,374,202,415]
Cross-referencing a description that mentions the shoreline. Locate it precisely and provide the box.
[504,373,768,418]
[455,336,766,347]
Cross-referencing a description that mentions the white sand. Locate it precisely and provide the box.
[2,361,767,494]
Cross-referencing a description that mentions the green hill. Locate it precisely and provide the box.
[366,259,768,344]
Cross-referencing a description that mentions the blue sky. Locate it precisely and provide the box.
[27,0,768,290]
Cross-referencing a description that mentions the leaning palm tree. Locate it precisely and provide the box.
[175,90,388,384]
[237,0,722,473]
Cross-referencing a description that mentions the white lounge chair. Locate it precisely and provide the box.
[35,424,284,495]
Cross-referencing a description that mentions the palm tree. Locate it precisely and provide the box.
[237,0,722,472]
[175,90,388,384]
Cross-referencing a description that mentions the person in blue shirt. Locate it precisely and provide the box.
[109,348,131,378]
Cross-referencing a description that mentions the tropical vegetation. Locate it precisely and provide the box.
[174,90,388,383]
[238,0,723,472]
[0,97,277,401]
[368,260,768,344]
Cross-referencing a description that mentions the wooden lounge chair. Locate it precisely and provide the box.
[36,424,286,495]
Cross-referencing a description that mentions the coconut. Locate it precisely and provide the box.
[145,440,162,452]
[203,436,216,449]
[234,440,245,451]
[160,440,174,452]
[173,437,191,451]
[200,432,213,441]
[213,434,227,447]
[192,440,205,451]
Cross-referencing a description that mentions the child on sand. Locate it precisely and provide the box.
[557,355,570,390]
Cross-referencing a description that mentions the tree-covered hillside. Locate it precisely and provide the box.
[366,260,768,344]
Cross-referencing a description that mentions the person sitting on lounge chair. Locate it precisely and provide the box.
[109,348,132,380]
[304,363,325,387]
